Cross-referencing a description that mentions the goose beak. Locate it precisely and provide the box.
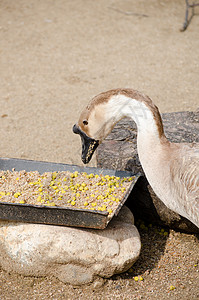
[72,124,99,164]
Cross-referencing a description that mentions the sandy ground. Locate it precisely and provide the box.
[0,0,199,299]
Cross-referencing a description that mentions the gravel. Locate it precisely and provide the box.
[0,221,198,300]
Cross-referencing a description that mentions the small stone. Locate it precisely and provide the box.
[92,278,104,289]
[115,284,122,289]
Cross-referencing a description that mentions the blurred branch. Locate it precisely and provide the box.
[181,0,199,31]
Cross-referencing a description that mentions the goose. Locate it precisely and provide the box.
[73,88,199,228]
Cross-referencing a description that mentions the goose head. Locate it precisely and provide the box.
[72,123,99,164]
[73,90,122,164]
[73,88,164,164]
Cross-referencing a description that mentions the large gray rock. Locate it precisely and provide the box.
[0,206,141,285]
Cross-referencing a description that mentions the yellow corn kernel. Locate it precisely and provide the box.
[52,186,58,190]
[14,192,21,198]
[37,196,42,202]
[84,201,89,206]
[101,207,106,211]
[139,276,144,281]
[71,200,76,206]
[52,172,57,180]
[19,200,26,204]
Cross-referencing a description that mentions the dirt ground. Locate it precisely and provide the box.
[0,0,199,299]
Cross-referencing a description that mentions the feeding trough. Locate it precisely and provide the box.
[0,158,140,229]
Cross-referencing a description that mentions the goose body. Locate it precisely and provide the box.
[73,89,199,228]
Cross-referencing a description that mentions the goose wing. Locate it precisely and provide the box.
[171,142,199,227]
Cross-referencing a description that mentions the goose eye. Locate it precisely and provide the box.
[83,120,88,125]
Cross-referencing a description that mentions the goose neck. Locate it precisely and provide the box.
[107,94,165,141]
